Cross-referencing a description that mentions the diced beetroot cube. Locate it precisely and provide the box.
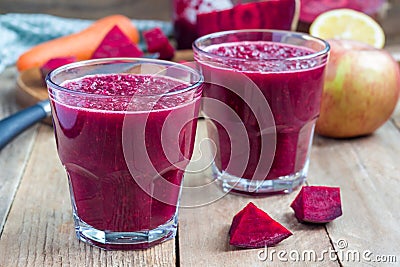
[91,25,143,59]
[290,186,343,224]
[229,202,292,248]
[143,27,175,60]
[40,56,77,80]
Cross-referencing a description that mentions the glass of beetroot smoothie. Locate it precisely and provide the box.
[193,30,329,194]
[46,58,203,250]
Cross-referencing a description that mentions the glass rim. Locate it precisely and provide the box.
[192,29,330,62]
[46,57,204,98]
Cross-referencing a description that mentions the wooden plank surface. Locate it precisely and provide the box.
[392,102,400,128]
[178,121,339,266]
[178,105,400,266]
[0,1,400,265]
[308,102,400,265]
[0,70,399,266]
[1,81,399,267]
[0,67,39,234]
[0,124,176,267]
[178,195,338,266]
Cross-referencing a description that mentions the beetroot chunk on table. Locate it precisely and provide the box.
[229,202,292,248]
[143,27,175,60]
[290,186,343,223]
[91,25,143,59]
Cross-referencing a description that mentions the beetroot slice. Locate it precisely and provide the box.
[91,25,143,59]
[40,56,76,80]
[290,186,342,223]
[143,27,175,60]
[196,0,297,37]
[229,202,292,248]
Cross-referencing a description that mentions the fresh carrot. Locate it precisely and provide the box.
[16,14,140,71]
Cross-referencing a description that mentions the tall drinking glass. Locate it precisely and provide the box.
[193,30,329,194]
[46,58,203,250]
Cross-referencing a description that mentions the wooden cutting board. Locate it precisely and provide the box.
[16,67,54,125]
[16,67,48,108]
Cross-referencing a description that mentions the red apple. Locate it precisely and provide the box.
[316,39,400,138]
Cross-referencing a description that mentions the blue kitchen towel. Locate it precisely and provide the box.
[0,13,173,73]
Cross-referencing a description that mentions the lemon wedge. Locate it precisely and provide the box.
[309,8,385,48]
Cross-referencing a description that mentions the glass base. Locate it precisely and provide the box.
[212,160,308,195]
[72,212,178,250]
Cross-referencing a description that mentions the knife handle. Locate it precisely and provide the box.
[0,100,51,150]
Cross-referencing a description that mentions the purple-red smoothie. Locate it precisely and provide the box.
[197,41,327,181]
[50,73,200,249]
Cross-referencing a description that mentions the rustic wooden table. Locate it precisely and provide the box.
[1,2,400,266]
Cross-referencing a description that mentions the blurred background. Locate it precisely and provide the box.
[0,0,399,45]
[0,0,172,20]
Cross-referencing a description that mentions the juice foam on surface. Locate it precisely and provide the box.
[59,73,193,111]
[205,41,318,72]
